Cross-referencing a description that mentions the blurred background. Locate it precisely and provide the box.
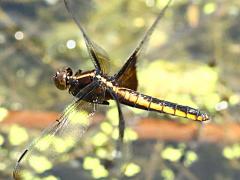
[0,0,240,179]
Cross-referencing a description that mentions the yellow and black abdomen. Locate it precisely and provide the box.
[115,87,209,121]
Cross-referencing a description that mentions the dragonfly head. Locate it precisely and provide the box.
[53,67,73,90]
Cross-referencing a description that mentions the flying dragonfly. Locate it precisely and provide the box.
[13,0,209,179]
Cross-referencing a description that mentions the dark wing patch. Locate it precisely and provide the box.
[116,55,138,91]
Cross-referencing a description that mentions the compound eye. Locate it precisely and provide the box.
[53,67,73,90]
[53,71,67,90]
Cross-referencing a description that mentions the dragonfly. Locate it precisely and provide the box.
[13,0,209,179]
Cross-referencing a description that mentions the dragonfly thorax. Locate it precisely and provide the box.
[53,67,73,90]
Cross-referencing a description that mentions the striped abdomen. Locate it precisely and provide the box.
[115,87,209,121]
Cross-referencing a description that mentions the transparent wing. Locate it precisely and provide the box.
[115,0,172,83]
[64,0,110,74]
[13,82,100,180]
[91,42,110,74]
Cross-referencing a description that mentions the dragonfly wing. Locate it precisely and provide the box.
[115,0,172,90]
[64,0,110,74]
[116,55,138,91]
[107,89,125,142]
[13,83,100,180]
[91,42,110,74]
[105,89,133,179]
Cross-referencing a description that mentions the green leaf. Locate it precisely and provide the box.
[124,163,141,177]
[8,125,29,146]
